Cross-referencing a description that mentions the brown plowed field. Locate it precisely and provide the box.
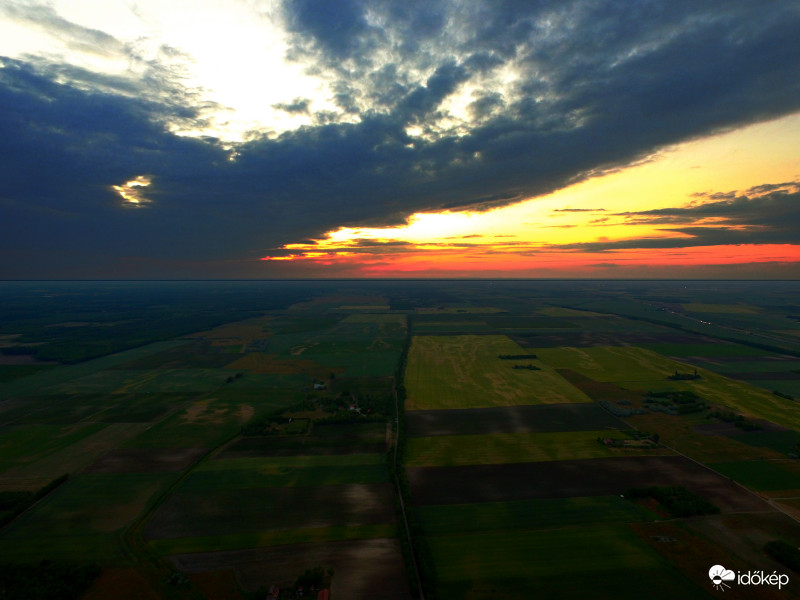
[405,403,625,437]
[169,538,410,597]
[84,448,206,473]
[407,455,774,513]
[145,483,396,540]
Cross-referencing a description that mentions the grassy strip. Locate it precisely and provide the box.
[147,524,398,556]
[200,453,387,470]
[405,430,629,467]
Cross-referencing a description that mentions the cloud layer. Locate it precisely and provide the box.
[1,0,800,277]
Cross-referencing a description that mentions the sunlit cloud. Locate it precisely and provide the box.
[112,175,152,207]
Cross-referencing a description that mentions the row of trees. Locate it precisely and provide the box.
[624,485,720,518]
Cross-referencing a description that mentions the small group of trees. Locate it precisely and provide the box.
[512,363,540,371]
[667,369,701,381]
[708,410,761,431]
[644,390,708,415]
[0,560,100,600]
[225,372,244,384]
[624,485,720,518]
[498,354,538,360]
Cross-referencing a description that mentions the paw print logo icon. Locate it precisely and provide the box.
[709,565,735,591]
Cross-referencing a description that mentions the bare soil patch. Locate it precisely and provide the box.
[169,538,410,598]
[406,403,625,437]
[556,369,643,403]
[84,448,206,474]
[407,456,775,513]
[82,568,162,600]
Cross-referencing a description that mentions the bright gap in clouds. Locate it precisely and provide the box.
[268,112,800,262]
[0,0,335,141]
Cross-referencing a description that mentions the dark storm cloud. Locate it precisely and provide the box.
[2,0,800,276]
[273,97,312,114]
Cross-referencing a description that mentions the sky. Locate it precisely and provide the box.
[1,0,799,279]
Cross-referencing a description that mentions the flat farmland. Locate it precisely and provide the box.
[84,448,207,474]
[708,459,800,491]
[0,340,187,401]
[0,472,175,562]
[536,346,800,431]
[0,422,106,472]
[406,403,625,436]
[405,335,590,410]
[407,455,773,513]
[144,482,396,540]
[178,461,388,490]
[417,496,655,536]
[428,525,708,600]
[0,423,149,486]
[404,430,664,467]
[219,421,388,457]
[169,538,410,597]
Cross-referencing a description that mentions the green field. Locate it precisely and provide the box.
[405,335,591,410]
[0,472,175,562]
[709,460,800,491]
[405,430,634,466]
[417,496,655,535]
[123,398,257,449]
[147,524,398,556]
[428,525,707,599]
[535,345,800,431]
[179,462,389,490]
[0,423,107,472]
[0,341,188,401]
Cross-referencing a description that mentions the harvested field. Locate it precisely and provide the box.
[144,483,396,540]
[82,567,163,600]
[407,456,774,513]
[84,448,206,474]
[405,335,589,409]
[405,403,625,437]
[169,537,410,597]
[539,346,800,431]
[224,352,322,375]
[555,369,643,403]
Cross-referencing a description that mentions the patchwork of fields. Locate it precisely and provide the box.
[401,293,800,598]
[1,280,800,599]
